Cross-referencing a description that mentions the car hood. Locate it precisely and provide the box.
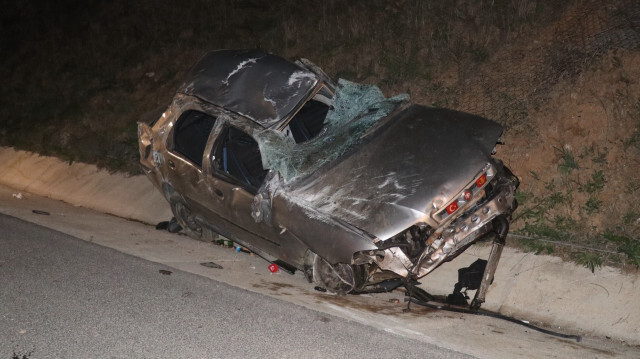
[286,105,503,240]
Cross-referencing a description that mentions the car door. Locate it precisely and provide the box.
[164,108,221,218]
[205,122,286,253]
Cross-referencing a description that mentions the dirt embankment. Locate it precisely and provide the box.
[1,0,638,268]
[397,1,640,268]
[503,50,640,265]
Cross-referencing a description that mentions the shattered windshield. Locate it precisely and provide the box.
[281,85,333,144]
[256,79,409,183]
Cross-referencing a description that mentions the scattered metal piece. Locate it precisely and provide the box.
[406,296,582,342]
[200,261,223,269]
[352,278,405,294]
[471,216,508,310]
[159,269,172,275]
[32,210,50,215]
[447,259,488,306]
[314,286,327,292]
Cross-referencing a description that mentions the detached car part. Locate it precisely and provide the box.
[138,49,518,308]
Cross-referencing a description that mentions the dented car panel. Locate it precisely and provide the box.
[179,49,318,128]
[138,49,518,305]
[285,105,505,240]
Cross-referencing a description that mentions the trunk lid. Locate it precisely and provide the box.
[287,105,503,240]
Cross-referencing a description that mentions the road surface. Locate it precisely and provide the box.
[0,185,636,358]
[1,213,473,358]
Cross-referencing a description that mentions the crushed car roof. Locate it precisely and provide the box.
[178,49,318,127]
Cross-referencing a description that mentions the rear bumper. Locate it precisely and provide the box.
[374,165,518,278]
[413,169,518,277]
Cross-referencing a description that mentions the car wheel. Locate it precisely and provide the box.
[170,201,203,240]
[313,256,359,295]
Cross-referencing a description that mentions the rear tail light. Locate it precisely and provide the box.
[434,164,494,221]
[476,173,487,187]
[446,201,459,214]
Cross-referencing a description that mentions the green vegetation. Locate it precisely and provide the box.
[604,232,640,268]
[513,140,639,271]
[624,100,640,150]
[554,146,579,174]
[571,251,603,273]
[583,197,602,215]
[580,170,606,195]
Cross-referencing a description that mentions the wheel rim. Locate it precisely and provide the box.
[174,202,202,237]
[313,256,356,295]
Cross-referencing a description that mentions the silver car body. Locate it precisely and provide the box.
[138,49,518,301]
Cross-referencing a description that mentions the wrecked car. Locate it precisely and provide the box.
[138,49,519,308]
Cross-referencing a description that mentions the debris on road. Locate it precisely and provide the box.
[235,246,251,253]
[155,218,182,233]
[268,263,279,273]
[159,269,173,275]
[447,259,487,306]
[406,294,583,342]
[155,221,169,230]
[200,261,223,269]
[31,210,50,215]
[216,238,234,247]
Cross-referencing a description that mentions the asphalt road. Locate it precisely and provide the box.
[0,214,474,359]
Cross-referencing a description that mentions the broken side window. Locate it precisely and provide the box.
[285,85,333,144]
[172,110,217,168]
[212,126,268,190]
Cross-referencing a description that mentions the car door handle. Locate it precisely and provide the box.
[214,188,224,198]
[168,160,175,169]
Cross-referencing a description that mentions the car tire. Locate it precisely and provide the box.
[170,200,203,240]
[167,217,183,233]
[313,256,357,295]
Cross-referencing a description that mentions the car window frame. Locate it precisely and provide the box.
[165,100,226,172]
[169,110,218,169]
[276,83,334,134]
[209,119,267,195]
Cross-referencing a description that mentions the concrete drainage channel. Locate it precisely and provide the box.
[1,147,639,354]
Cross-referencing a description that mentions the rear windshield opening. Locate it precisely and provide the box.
[284,86,333,144]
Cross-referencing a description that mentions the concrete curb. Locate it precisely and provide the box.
[0,147,172,224]
[0,147,638,344]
